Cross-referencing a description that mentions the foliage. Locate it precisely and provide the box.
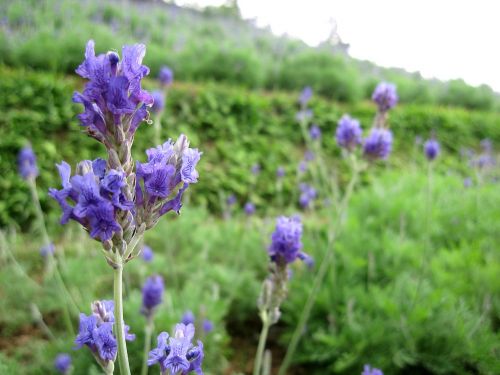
[1,0,499,110]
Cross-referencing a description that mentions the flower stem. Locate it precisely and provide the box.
[114,263,131,375]
[278,166,359,375]
[253,316,271,375]
[141,316,154,375]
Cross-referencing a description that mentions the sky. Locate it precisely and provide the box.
[175,0,500,92]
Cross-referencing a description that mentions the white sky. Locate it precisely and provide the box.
[175,0,500,92]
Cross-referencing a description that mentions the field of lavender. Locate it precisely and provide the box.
[1,2,500,375]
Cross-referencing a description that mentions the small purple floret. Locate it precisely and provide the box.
[54,353,72,374]
[372,82,398,112]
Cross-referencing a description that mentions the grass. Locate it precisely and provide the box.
[0,166,499,374]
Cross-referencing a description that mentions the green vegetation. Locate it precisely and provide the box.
[1,0,499,110]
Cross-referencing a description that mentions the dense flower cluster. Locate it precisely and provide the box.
[299,183,317,209]
[363,128,393,160]
[54,353,72,374]
[268,216,308,264]
[424,138,440,160]
[72,40,152,145]
[49,159,133,242]
[148,323,204,375]
[135,135,201,229]
[159,66,174,86]
[362,364,383,375]
[372,82,398,112]
[75,300,135,366]
[18,145,38,180]
[141,275,164,317]
[336,114,362,151]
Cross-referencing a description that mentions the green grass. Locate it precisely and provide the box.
[1,167,499,374]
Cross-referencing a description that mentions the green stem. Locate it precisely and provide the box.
[278,167,359,375]
[141,317,154,375]
[253,316,271,375]
[114,264,131,375]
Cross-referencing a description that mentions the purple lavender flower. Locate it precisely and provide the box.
[73,40,152,144]
[480,139,493,153]
[142,245,154,262]
[336,114,362,151]
[244,202,256,216]
[299,86,313,106]
[298,160,307,174]
[181,310,195,325]
[202,319,214,333]
[363,128,393,160]
[268,216,309,264]
[75,300,134,365]
[148,323,204,374]
[464,177,473,188]
[141,275,164,317]
[40,243,55,257]
[54,353,72,374]
[18,145,38,180]
[304,150,315,162]
[299,183,316,209]
[276,166,285,178]
[251,163,261,176]
[296,109,313,122]
[372,82,398,112]
[227,194,237,206]
[309,124,321,140]
[362,364,383,375]
[158,66,174,86]
[50,160,133,242]
[151,90,165,114]
[424,138,440,161]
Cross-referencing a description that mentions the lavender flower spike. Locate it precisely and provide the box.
[268,216,308,264]
[424,138,440,161]
[54,353,72,374]
[141,275,164,317]
[372,82,398,112]
[142,245,154,262]
[276,166,285,178]
[148,323,204,375]
[181,310,195,325]
[336,114,362,151]
[363,128,393,160]
[159,66,174,86]
[309,124,321,140]
[362,364,384,375]
[18,145,39,180]
[299,86,313,106]
[151,90,166,114]
[244,202,256,216]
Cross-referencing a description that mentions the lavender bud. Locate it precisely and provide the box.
[336,114,362,151]
[372,82,398,112]
[141,275,164,317]
[181,310,195,325]
[298,86,313,106]
[363,128,393,160]
[309,124,321,140]
[424,138,440,161]
[244,202,256,216]
[158,65,174,86]
[18,145,39,180]
[54,353,72,374]
[142,245,154,262]
[276,166,285,178]
[362,364,384,375]
[151,90,165,114]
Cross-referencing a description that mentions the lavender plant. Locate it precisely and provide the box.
[141,275,165,375]
[254,215,309,375]
[54,353,72,374]
[279,82,398,375]
[148,323,204,375]
[49,40,201,374]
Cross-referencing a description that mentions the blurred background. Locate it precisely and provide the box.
[0,0,499,374]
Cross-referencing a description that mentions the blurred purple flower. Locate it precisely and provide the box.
[480,139,493,153]
[299,183,316,209]
[424,138,440,161]
[158,66,174,86]
[181,310,195,325]
[142,245,154,262]
[151,90,165,114]
[336,114,362,151]
[372,82,398,112]
[296,109,313,122]
[276,166,285,178]
[18,145,38,180]
[362,364,383,375]
[54,353,72,374]
[268,216,309,264]
[298,86,313,106]
[363,128,393,160]
[227,194,237,206]
[251,163,261,175]
[304,150,315,162]
[309,124,321,140]
[40,243,55,257]
[244,202,256,216]
[463,177,473,188]
[202,319,214,333]
[141,275,164,317]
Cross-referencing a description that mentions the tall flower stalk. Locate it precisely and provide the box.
[50,40,201,374]
[279,82,398,375]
